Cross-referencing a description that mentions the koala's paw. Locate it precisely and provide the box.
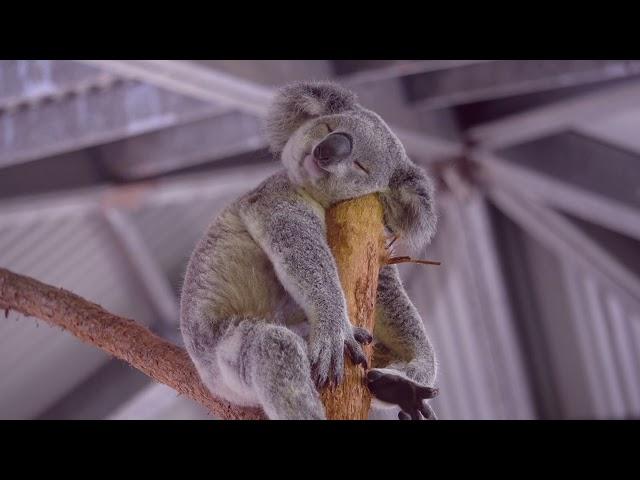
[310,325,371,390]
[351,325,373,346]
[381,164,437,252]
[366,368,439,420]
[345,325,372,370]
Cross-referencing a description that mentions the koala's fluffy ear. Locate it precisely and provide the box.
[265,81,358,155]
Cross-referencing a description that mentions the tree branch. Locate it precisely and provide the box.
[320,194,385,419]
[0,267,266,420]
[386,256,441,266]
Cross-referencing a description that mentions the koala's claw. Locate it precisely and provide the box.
[418,401,437,420]
[310,339,344,390]
[352,326,373,345]
[345,338,368,369]
[366,368,439,420]
[310,329,370,389]
[398,411,411,420]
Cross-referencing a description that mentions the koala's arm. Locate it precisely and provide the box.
[367,163,439,419]
[376,162,437,384]
[238,176,369,389]
[374,264,437,387]
[380,162,438,252]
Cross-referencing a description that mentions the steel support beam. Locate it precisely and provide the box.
[97,110,266,180]
[405,60,640,110]
[475,151,640,241]
[485,183,640,307]
[82,60,273,116]
[0,162,280,224]
[335,60,492,84]
[81,60,463,164]
[103,209,180,334]
[38,358,152,420]
[575,108,640,156]
[469,79,640,150]
[107,381,209,420]
[193,60,334,88]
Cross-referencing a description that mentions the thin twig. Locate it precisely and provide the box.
[386,235,399,251]
[386,256,441,266]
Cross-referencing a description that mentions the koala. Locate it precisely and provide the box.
[180,81,439,420]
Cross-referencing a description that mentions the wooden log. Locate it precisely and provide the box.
[320,193,386,419]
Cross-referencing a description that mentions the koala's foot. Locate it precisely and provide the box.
[366,368,438,420]
[310,325,372,389]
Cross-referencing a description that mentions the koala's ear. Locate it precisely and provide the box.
[265,81,358,155]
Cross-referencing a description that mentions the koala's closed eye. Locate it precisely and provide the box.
[354,161,370,174]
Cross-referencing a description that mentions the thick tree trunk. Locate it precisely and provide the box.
[321,193,386,420]
[0,267,266,420]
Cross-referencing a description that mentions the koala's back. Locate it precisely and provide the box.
[180,172,304,331]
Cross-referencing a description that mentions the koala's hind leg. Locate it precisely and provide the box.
[182,315,325,420]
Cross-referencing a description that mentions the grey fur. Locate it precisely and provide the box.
[265,81,358,156]
[180,81,438,420]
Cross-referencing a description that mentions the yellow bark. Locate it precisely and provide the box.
[320,193,386,419]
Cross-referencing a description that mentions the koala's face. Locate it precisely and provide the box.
[281,108,406,205]
[267,81,437,249]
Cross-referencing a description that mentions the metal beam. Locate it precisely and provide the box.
[575,108,640,156]
[107,381,209,420]
[193,60,334,88]
[0,149,106,200]
[81,60,463,164]
[0,162,280,224]
[97,110,267,180]
[341,75,464,145]
[336,60,493,85]
[469,79,640,150]
[38,358,152,420]
[485,183,640,307]
[405,60,640,110]
[103,209,179,335]
[0,78,225,168]
[81,60,273,116]
[475,151,640,241]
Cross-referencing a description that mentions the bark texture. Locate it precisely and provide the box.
[321,193,386,419]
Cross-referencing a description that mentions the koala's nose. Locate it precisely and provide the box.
[313,133,352,166]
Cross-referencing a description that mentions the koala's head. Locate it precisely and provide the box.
[265,81,437,250]
[266,81,409,203]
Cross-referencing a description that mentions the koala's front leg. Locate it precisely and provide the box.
[367,264,439,420]
[240,185,371,390]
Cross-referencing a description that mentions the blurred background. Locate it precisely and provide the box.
[1,60,639,420]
